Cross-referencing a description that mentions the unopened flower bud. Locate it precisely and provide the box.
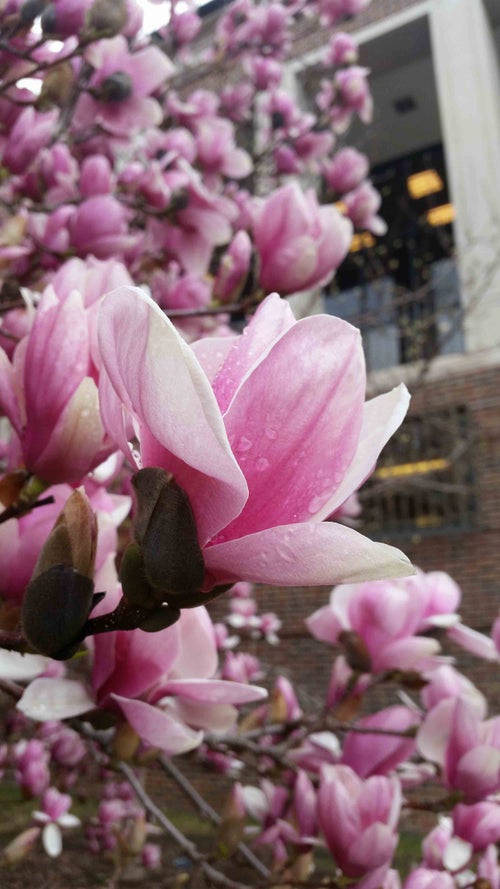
[21,490,102,659]
[32,488,97,580]
[22,566,97,660]
[2,827,41,863]
[113,722,140,761]
[338,630,372,673]
[38,62,74,110]
[131,468,204,603]
[98,72,133,103]
[85,0,128,36]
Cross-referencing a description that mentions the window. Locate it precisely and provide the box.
[360,406,475,537]
[327,144,464,372]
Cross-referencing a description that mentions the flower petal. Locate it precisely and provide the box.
[98,287,248,544]
[204,522,414,587]
[212,293,296,413]
[0,651,52,681]
[219,314,366,540]
[161,678,267,704]
[17,678,95,721]
[316,384,411,519]
[43,823,62,858]
[112,695,203,755]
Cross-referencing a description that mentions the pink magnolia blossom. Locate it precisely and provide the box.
[97,287,412,590]
[253,182,353,294]
[307,569,457,674]
[323,147,369,195]
[0,289,111,484]
[317,764,401,881]
[335,66,373,123]
[325,32,359,66]
[148,163,237,275]
[478,845,500,889]
[417,696,500,801]
[453,802,500,852]
[79,155,114,197]
[32,787,80,858]
[245,55,282,90]
[213,230,251,303]
[169,9,202,46]
[2,108,58,175]
[341,705,419,777]
[404,869,456,889]
[68,195,136,259]
[74,36,174,136]
[195,118,253,181]
[344,181,387,235]
[420,665,487,714]
[422,817,472,872]
[19,603,266,754]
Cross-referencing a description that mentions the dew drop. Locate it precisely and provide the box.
[236,436,253,453]
[255,457,270,472]
[308,494,325,514]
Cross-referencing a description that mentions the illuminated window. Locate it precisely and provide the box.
[326,144,463,371]
[360,407,475,536]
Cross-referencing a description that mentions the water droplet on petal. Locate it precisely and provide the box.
[237,436,253,453]
[255,457,270,472]
[308,495,325,515]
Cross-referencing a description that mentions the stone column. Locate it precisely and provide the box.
[430,0,500,353]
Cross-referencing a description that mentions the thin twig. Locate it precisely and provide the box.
[159,755,271,879]
[118,760,256,889]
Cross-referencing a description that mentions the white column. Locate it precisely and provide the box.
[430,0,500,353]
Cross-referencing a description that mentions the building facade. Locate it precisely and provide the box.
[252,0,500,697]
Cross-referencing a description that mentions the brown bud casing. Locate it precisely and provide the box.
[32,488,97,581]
[22,565,97,660]
[131,468,204,600]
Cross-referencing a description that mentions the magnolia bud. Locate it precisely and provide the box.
[338,630,372,673]
[33,489,97,580]
[113,722,140,761]
[131,468,204,601]
[2,827,41,863]
[22,565,97,660]
[21,490,100,659]
[85,0,128,37]
[38,62,74,110]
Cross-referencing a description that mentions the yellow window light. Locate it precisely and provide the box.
[426,203,455,227]
[374,458,451,480]
[407,169,444,199]
[350,232,375,252]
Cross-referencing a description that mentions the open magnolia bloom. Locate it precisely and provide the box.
[18,602,267,755]
[97,288,412,590]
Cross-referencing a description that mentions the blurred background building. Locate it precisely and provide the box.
[232,0,500,701]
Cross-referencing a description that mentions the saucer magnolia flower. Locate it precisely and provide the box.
[32,787,80,858]
[97,287,412,590]
[253,183,352,294]
[317,764,401,883]
[417,696,500,801]
[0,289,110,484]
[18,605,266,755]
[307,569,460,674]
[74,36,174,136]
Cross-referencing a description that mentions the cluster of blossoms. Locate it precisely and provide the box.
[0,0,381,330]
